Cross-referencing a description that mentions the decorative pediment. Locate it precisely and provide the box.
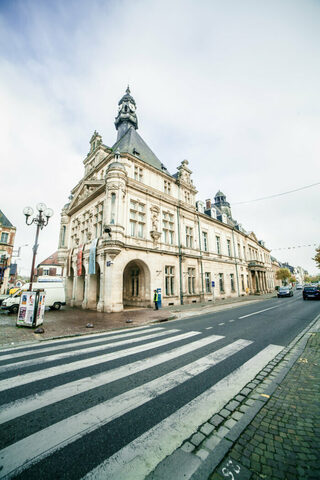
[248,231,259,243]
[68,180,104,210]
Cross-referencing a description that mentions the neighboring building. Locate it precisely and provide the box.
[0,210,16,294]
[280,262,295,274]
[271,256,282,288]
[36,251,63,278]
[57,88,275,312]
[294,266,307,284]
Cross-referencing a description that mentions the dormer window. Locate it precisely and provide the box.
[134,165,143,182]
[164,180,171,195]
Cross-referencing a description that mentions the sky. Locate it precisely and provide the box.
[0,0,319,277]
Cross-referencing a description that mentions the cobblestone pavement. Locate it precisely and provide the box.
[210,331,320,480]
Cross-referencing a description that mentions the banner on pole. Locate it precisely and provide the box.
[77,245,84,276]
[89,239,98,274]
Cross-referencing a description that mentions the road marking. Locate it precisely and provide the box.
[0,329,176,374]
[0,324,162,355]
[229,319,235,322]
[0,334,224,424]
[238,305,280,319]
[205,327,213,330]
[0,326,165,361]
[83,343,284,480]
[218,322,225,326]
[0,339,252,478]
[0,331,199,392]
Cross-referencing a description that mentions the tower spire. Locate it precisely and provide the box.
[115,87,138,141]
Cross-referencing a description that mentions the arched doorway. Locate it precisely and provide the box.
[123,260,151,308]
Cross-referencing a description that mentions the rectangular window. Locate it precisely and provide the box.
[164,180,171,195]
[134,166,143,182]
[202,232,208,252]
[230,273,235,292]
[188,267,195,294]
[130,200,145,237]
[219,273,224,293]
[165,266,175,295]
[227,239,231,256]
[130,221,136,237]
[241,274,245,291]
[43,269,49,276]
[243,246,246,260]
[238,243,241,258]
[216,236,221,254]
[162,212,174,244]
[184,191,191,203]
[186,226,193,248]
[205,272,211,293]
[1,233,9,243]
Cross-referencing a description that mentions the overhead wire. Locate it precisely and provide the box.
[231,181,320,205]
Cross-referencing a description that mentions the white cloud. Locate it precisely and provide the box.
[0,0,319,275]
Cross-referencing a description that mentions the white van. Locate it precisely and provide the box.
[1,281,66,314]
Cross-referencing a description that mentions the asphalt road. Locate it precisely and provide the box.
[0,293,319,480]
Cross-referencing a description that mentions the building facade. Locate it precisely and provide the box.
[58,88,274,312]
[0,210,16,294]
[36,251,63,279]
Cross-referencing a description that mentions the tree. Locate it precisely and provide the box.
[275,268,291,285]
[289,276,296,284]
[313,245,320,269]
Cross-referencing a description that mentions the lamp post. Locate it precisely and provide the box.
[23,203,54,291]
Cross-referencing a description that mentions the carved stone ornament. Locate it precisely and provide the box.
[150,205,160,231]
[150,230,161,243]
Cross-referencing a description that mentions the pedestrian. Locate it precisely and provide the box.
[153,289,159,310]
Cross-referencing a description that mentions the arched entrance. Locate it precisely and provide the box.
[123,260,151,308]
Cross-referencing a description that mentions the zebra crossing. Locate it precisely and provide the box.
[0,324,283,480]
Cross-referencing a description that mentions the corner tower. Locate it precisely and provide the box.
[214,190,232,218]
[114,86,138,141]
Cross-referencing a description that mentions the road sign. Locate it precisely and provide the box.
[211,281,215,287]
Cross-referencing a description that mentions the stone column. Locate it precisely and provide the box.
[255,271,259,293]
[104,251,123,312]
[97,253,106,312]
[70,260,77,307]
[82,258,89,309]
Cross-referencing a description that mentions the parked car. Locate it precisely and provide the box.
[1,281,66,314]
[296,284,303,290]
[277,286,293,298]
[303,285,320,300]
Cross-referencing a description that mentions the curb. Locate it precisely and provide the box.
[147,312,320,480]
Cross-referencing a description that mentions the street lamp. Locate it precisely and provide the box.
[23,203,54,291]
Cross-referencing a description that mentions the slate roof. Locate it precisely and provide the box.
[112,126,171,175]
[0,210,14,227]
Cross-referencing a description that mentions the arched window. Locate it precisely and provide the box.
[61,226,66,247]
[110,193,116,224]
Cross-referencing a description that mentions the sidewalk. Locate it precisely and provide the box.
[209,325,320,480]
[0,292,275,348]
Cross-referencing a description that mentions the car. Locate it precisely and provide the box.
[303,285,320,300]
[277,286,293,298]
[296,284,303,290]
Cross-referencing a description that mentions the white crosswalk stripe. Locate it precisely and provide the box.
[0,325,283,480]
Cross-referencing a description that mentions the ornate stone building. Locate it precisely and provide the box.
[58,88,274,312]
